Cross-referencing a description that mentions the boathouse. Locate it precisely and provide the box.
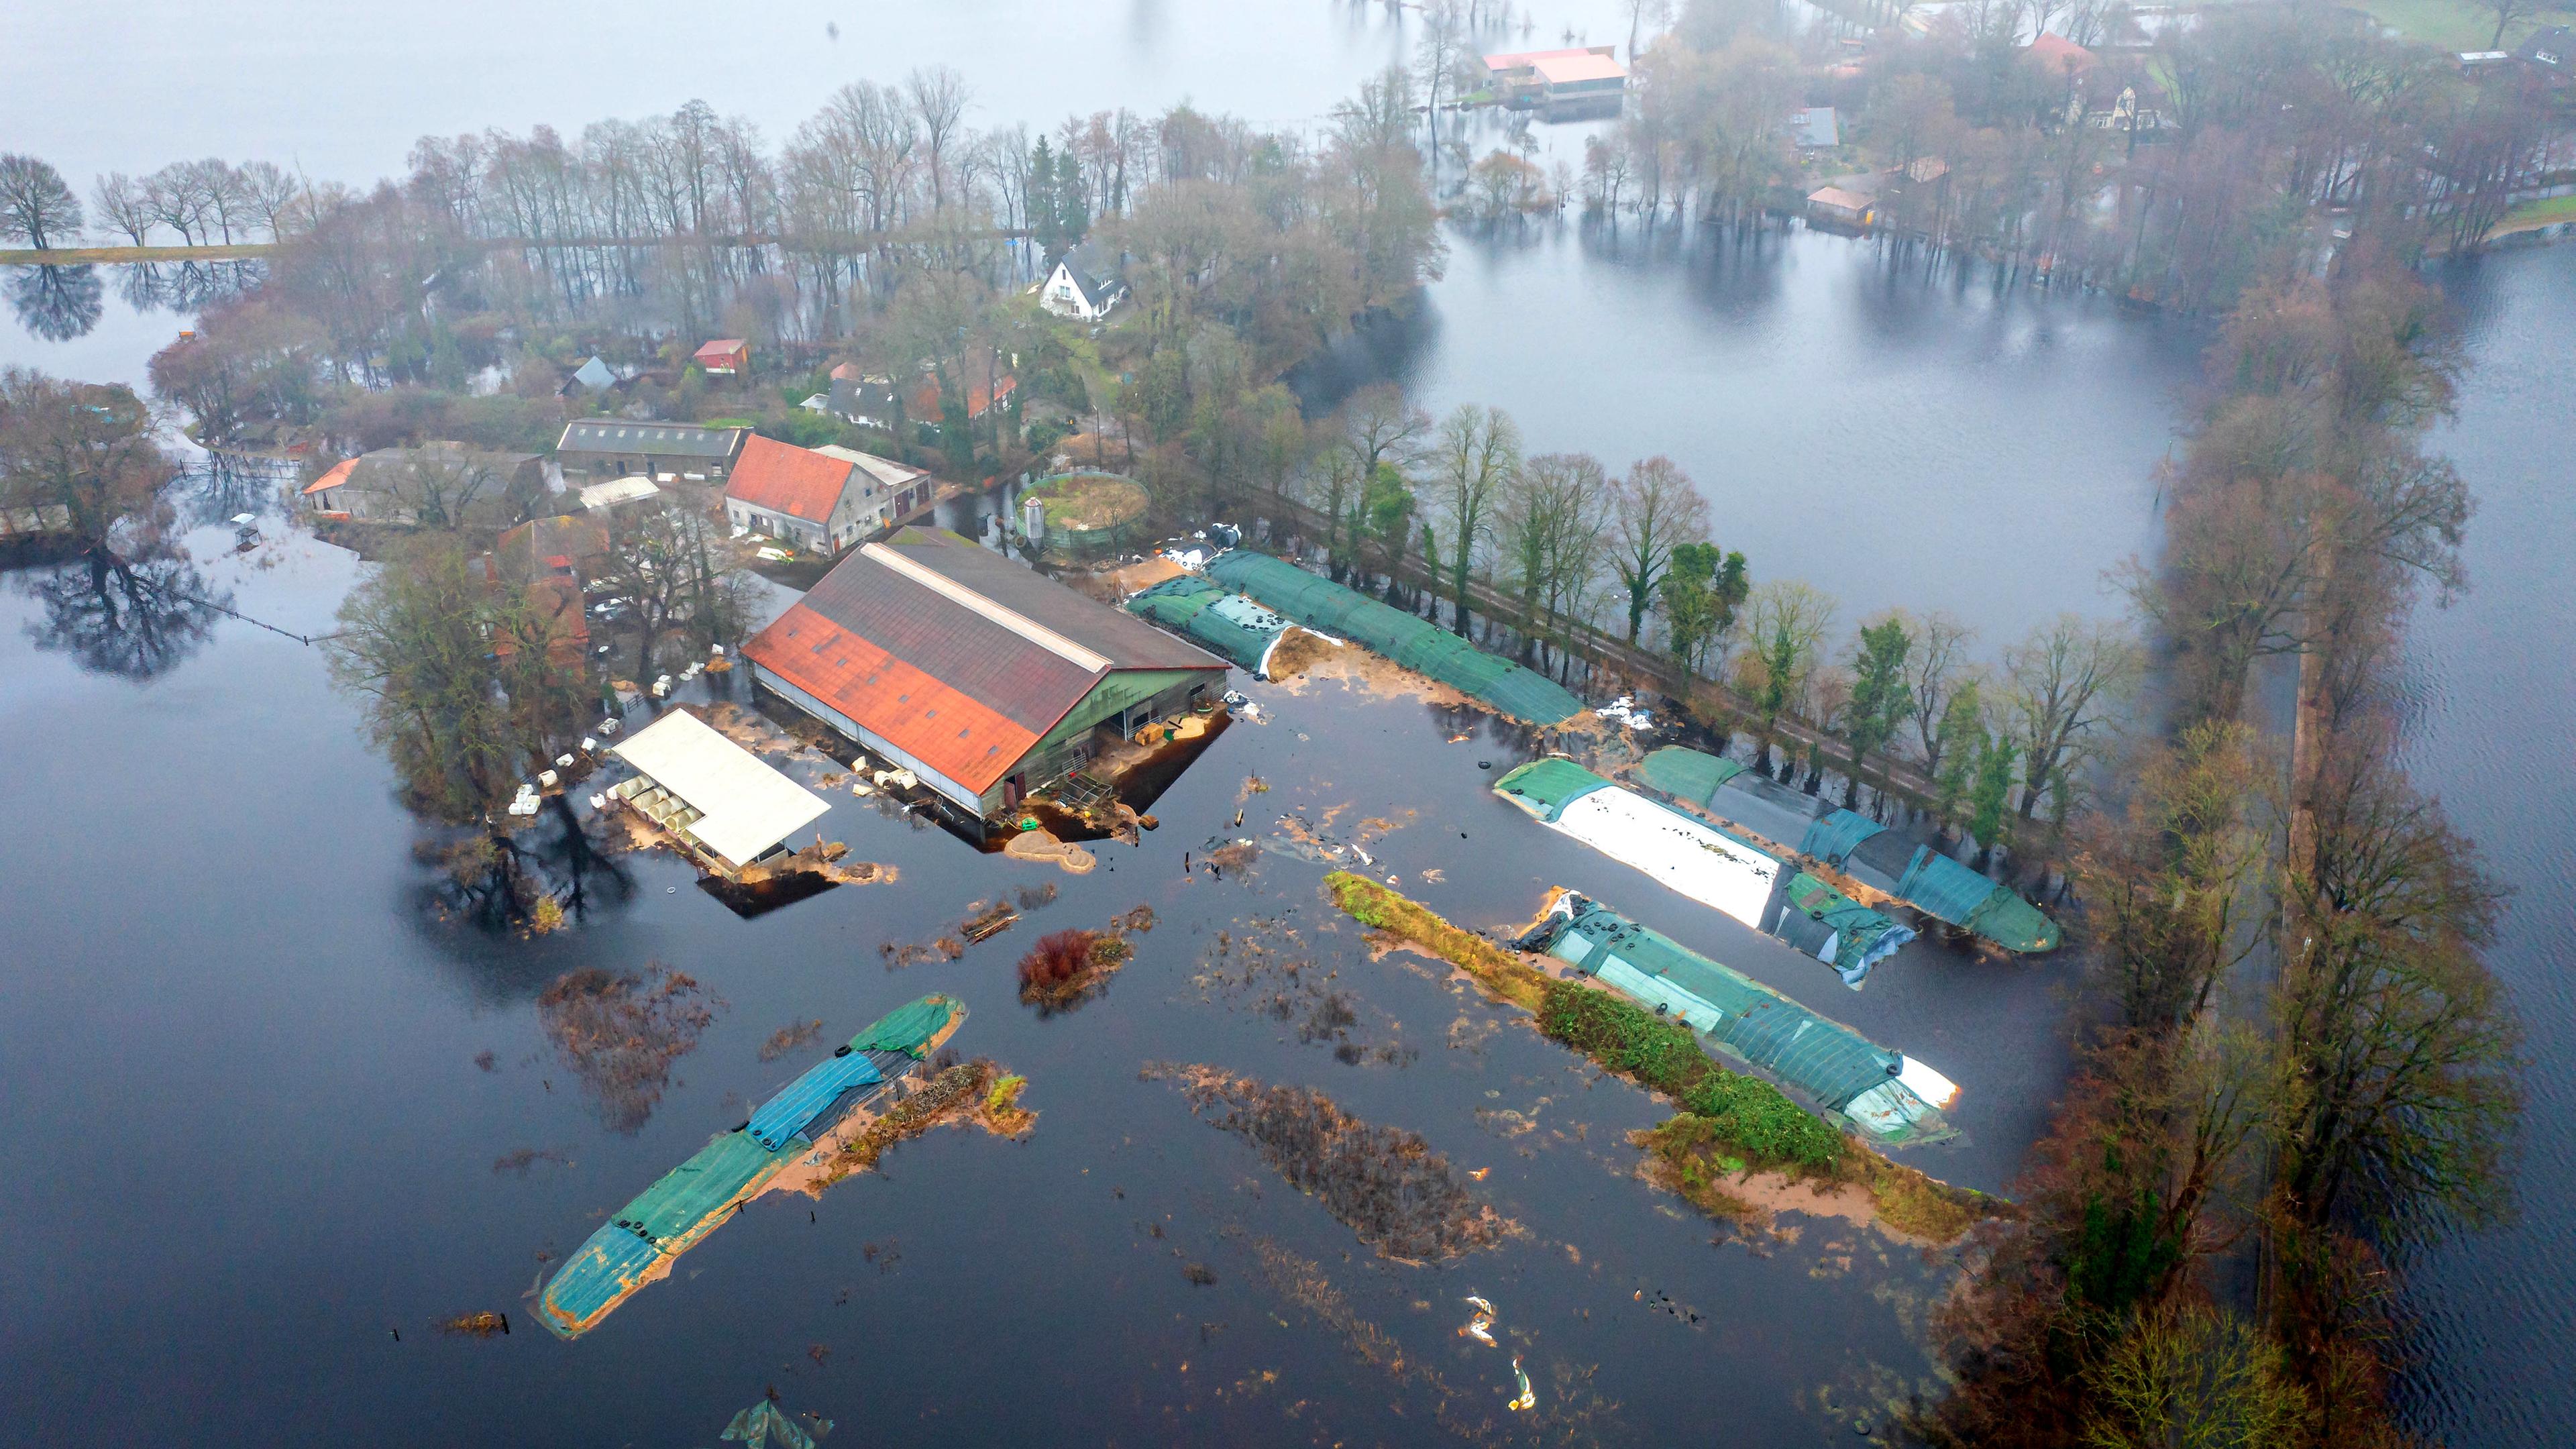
[741,529,1228,820]
[1478,46,1629,105]
[606,708,831,875]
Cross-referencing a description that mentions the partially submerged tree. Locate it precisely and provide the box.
[0,367,174,547]
[327,537,529,820]
[1497,451,1610,669]
[1609,455,1707,645]
[1424,402,1519,639]
[2004,614,2140,828]
[1736,578,1835,775]
[1659,539,1746,680]
[1840,615,1914,812]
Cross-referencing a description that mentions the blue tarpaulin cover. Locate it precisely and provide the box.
[747,1053,885,1150]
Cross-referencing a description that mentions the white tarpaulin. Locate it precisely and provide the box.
[609,710,830,869]
[1542,786,1780,928]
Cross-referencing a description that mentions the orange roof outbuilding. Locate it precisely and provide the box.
[302,458,358,495]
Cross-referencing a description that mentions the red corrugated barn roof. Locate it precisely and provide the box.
[724,435,855,524]
[752,602,1040,792]
[742,531,1225,795]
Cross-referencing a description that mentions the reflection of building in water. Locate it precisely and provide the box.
[742,528,1228,829]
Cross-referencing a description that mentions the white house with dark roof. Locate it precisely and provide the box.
[1039,245,1129,321]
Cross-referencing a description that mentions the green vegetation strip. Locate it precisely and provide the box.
[1325,872,2003,1242]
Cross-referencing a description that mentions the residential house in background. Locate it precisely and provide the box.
[1038,245,1128,321]
[559,356,619,397]
[1478,46,1629,107]
[692,339,751,377]
[821,365,904,430]
[555,421,750,482]
[2517,25,2571,84]
[299,444,544,525]
[908,372,1018,436]
[822,445,936,527]
[721,435,934,555]
[741,529,1228,821]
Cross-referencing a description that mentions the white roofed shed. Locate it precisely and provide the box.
[607,710,830,871]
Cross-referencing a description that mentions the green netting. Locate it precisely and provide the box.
[1893,845,2000,928]
[1894,843,2065,952]
[543,994,965,1338]
[1205,550,1585,724]
[1967,885,2062,954]
[1633,746,1746,806]
[1782,872,1917,984]
[1546,898,1902,1111]
[1491,758,1614,822]
[1799,809,1886,866]
[625,1131,783,1243]
[851,994,964,1055]
[1124,576,1277,672]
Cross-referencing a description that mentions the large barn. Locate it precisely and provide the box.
[742,531,1228,820]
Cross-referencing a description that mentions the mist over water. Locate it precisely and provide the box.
[2,3,2569,1444]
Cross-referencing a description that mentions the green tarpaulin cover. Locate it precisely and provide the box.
[1491,757,1616,821]
[1780,872,1916,987]
[1126,575,1283,672]
[1894,845,2061,953]
[1205,550,1585,724]
[1540,896,1936,1136]
[1799,809,1886,867]
[1633,746,1747,806]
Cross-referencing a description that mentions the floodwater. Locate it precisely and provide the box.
[2384,247,2576,1449]
[0,523,2067,1445]
[0,3,2567,1444]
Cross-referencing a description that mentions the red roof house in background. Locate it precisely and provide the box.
[908,372,1018,422]
[692,339,751,376]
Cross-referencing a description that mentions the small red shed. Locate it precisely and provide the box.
[692,339,751,377]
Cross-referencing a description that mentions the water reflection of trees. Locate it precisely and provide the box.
[115,260,262,314]
[17,546,229,680]
[5,264,103,341]
[177,451,292,528]
[419,795,637,933]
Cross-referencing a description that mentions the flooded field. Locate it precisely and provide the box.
[0,502,2078,1444]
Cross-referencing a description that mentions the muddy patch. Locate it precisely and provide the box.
[1191,916,1417,1067]
[757,1019,825,1063]
[535,964,721,1134]
[1146,1064,1509,1260]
